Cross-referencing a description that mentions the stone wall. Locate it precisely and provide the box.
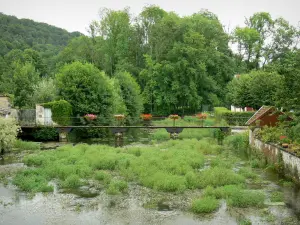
[249,129,300,181]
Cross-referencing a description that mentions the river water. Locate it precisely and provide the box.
[1,136,300,224]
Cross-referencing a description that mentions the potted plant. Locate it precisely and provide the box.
[83,114,97,125]
[140,114,152,121]
[140,114,152,126]
[196,113,208,126]
[169,114,180,126]
[280,135,290,148]
[114,114,125,125]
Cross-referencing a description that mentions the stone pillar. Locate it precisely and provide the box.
[57,128,72,142]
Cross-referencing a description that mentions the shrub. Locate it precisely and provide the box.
[214,107,230,122]
[0,118,20,153]
[13,140,40,150]
[33,127,58,141]
[191,196,219,213]
[43,100,72,125]
[224,133,249,152]
[222,112,254,126]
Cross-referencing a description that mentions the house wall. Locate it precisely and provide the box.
[259,113,280,127]
[249,129,300,181]
[36,104,45,125]
[0,96,10,109]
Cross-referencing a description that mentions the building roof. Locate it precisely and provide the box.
[245,106,275,125]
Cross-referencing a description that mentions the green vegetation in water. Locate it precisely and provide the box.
[191,196,219,213]
[270,191,284,202]
[13,140,40,151]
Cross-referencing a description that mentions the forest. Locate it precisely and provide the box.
[0,6,300,118]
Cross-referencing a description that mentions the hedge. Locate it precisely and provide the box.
[214,107,230,123]
[214,107,254,125]
[43,100,72,126]
[222,112,254,125]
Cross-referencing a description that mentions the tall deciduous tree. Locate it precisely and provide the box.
[115,71,143,123]
[55,62,115,122]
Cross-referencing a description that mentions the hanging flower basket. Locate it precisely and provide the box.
[169,114,180,120]
[84,114,97,121]
[196,113,207,120]
[114,114,125,121]
[141,114,152,121]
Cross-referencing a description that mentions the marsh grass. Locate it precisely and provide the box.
[270,191,284,202]
[13,124,268,214]
[191,196,219,213]
[228,190,265,208]
[13,140,40,151]
[150,118,217,141]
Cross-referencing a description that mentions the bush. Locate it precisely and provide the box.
[13,140,40,150]
[214,107,230,122]
[191,196,219,213]
[222,112,254,125]
[43,100,72,125]
[0,118,20,153]
[33,127,58,141]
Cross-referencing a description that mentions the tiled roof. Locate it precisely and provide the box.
[245,106,274,125]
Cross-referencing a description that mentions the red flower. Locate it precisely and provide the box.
[84,114,97,120]
[196,113,207,120]
[141,114,152,121]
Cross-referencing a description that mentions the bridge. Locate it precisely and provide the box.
[20,125,248,144]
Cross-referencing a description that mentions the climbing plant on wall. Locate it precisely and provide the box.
[43,100,72,125]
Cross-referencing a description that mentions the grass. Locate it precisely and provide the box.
[270,191,284,202]
[12,128,260,197]
[191,196,219,213]
[11,120,271,215]
[13,140,40,151]
[227,190,265,208]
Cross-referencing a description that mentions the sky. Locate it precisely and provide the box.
[0,0,299,34]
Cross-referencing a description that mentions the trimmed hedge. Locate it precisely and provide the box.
[214,107,230,123]
[214,107,254,125]
[222,112,255,126]
[43,100,72,125]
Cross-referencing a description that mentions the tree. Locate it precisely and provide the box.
[55,62,115,123]
[115,71,143,123]
[232,12,299,70]
[226,71,283,109]
[31,78,58,105]
[0,118,20,153]
[13,62,39,108]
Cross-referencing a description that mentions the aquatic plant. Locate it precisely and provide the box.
[191,196,219,213]
[13,140,40,151]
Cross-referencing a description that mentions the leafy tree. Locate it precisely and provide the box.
[115,71,143,123]
[55,62,115,123]
[12,62,40,108]
[226,71,283,109]
[31,78,58,105]
[0,118,20,153]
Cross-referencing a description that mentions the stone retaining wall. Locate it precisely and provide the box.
[249,129,300,181]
